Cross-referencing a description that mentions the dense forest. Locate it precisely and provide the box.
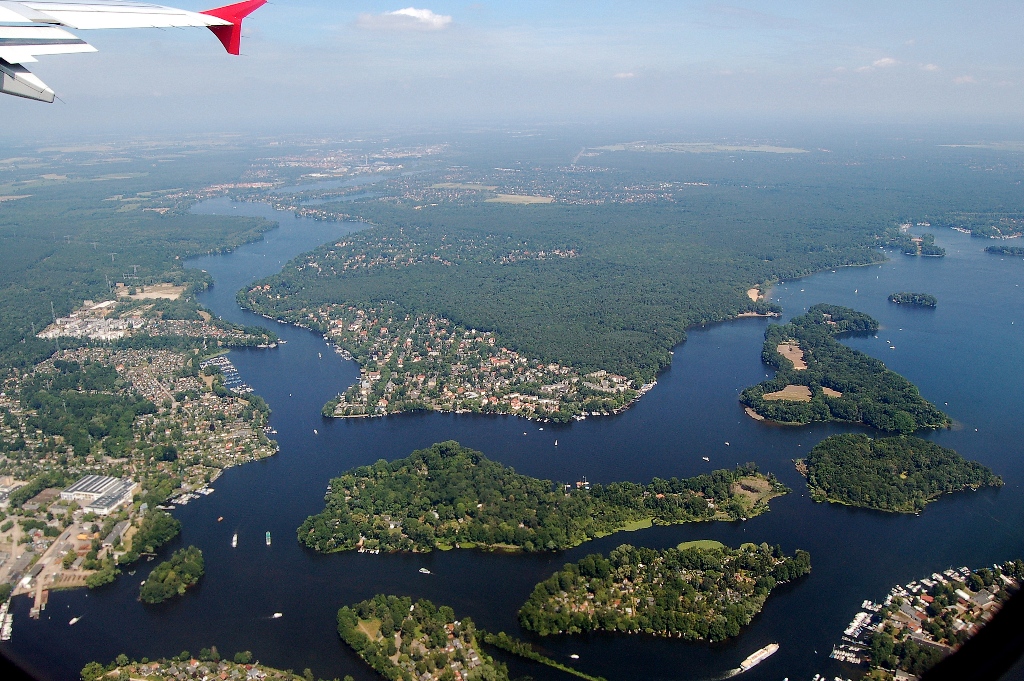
[139,545,205,604]
[799,434,1001,513]
[245,196,894,382]
[298,441,786,553]
[337,594,506,681]
[888,292,937,307]
[740,304,950,433]
[518,543,810,640]
[985,245,1024,256]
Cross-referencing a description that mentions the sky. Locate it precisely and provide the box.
[3,1,1024,139]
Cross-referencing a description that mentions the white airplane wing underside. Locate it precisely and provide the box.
[6,1,230,30]
[0,0,263,102]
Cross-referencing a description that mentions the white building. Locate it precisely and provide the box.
[60,475,137,515]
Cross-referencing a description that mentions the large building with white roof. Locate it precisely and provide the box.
[60,475,137,515]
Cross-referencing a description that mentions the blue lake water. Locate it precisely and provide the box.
[3,200,1023,681]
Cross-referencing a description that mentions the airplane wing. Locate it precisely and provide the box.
[0,0,264,102]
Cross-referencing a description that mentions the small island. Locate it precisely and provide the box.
[517,542,810,640]
[140,546,205,604]
[337,595,508,681]
[797,434,1002,513]
[985,244,1024,256]
[298,441,787,554]
[740,304,950,433]
[888,292,937,308]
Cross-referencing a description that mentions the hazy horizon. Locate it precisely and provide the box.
[2,1,1023,139]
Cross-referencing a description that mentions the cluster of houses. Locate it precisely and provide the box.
[259,301,643,421]
[98,657,292,681]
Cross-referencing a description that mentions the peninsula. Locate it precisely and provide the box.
[518,542,810,640]
[740,304,950,433]
[798,434,1001,513]
[298,441,787,554]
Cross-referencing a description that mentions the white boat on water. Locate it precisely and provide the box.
[739,643,779,671]
[419,568,431,574]
[69,617,80,625]
[272,613,283,619]
[232,533,238,548]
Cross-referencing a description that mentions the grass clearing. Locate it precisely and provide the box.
[763,384,812,402]
[356,617,381,641]
[676,539,726,551]
[776,342,807,370]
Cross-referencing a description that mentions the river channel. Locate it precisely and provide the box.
[3,198,1023,681]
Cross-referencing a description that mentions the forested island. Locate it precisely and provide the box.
[337,594,507,681]
[517,542,810,640]
[140,546,205,603]
[888,292,937,307]
[985,244,1024,256]
[798,434,1001,513]
[740,304,950,433]
[298,441,787,554]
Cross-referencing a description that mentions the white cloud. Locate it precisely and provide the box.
[613,72,636,79]
[357,7,453,31]
[921,63,940,72]
[954,75,976,84]
[872,57,897,68]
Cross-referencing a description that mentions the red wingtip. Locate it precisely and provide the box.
[201,0,266,55]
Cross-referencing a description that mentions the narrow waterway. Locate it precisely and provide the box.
[3,200,1022,681]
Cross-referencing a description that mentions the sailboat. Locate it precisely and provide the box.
[232,533,238,548]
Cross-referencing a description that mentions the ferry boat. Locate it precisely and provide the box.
[266,531,272,546]
[272,612,283,619]
[739,643,779,671]
[419,568,431,574]
[232,533,238,548]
